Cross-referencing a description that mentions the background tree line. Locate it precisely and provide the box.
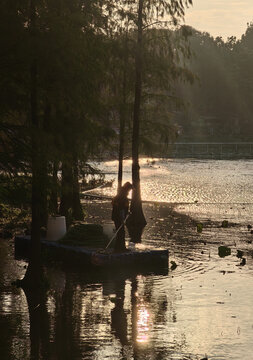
[174,22,253,142]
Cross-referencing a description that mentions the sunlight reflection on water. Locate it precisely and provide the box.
[90,158,253,222]
[91,158,253,202]
[136,303,150,344]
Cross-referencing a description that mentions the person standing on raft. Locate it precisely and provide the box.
[111,182,133,251]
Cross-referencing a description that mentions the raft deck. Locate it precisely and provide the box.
[15,235,169,269]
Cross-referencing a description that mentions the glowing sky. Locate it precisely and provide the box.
[184,0,253,39]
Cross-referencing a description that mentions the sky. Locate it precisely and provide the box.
[184,0,253,40]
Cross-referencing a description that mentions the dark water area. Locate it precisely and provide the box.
[1,159,253,359]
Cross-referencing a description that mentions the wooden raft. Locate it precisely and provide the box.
[15,235,169,269]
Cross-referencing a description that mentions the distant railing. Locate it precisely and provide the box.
[166,142,253,158]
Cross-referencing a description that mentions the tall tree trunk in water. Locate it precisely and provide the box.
[50,161,59,214]
[21,0,44,288]
[40,103,51,227]
[40,154,48,228]
[129,0,147,242]
[117,43,128,193]
[117,103,125,193]
[60,156,83,225]
[59,159,73,228]
[72,159,84,221]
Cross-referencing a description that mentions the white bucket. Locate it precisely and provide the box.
[102,222,114,239]
[47,216,66,241]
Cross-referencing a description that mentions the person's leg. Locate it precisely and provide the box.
[114,220,126,251]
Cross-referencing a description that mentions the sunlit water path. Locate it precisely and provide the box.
[91,158,253,222]
[92,158,253,202]
[1,159,253,359]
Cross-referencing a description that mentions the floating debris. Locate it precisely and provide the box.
[197,223,203,233]
[240,258,246,266]
[218,246,231,258]
[221,220,229,228]
[170,261,177,271]
[220,270,226,275]
[237,250,244,258]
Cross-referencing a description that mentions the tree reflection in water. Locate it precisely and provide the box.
[22,287,50,360]
[8,251,185,360]
[53,271,82,360]
[110,278,128,346]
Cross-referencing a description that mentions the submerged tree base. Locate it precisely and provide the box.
[13,262,48,291]
[126,214,147,243]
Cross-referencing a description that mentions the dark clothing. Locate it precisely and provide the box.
[111,190,130,251]
[113,218,126,251]
[111,193,129,222]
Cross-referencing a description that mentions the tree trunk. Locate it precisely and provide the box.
[117,41,128,193]
[72,159,84,221]
[50,161,59,214]
[40,159,48,228]
[21,0,44,288]
[128,0,146,241]
[59,159,73,228]
[40,103,51,227]
[117,112,125,193]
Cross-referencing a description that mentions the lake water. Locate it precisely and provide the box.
[1,159,253,359]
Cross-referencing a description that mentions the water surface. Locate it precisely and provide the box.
[1,159,253,359]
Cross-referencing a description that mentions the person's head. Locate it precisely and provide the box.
[122,181,133,194]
